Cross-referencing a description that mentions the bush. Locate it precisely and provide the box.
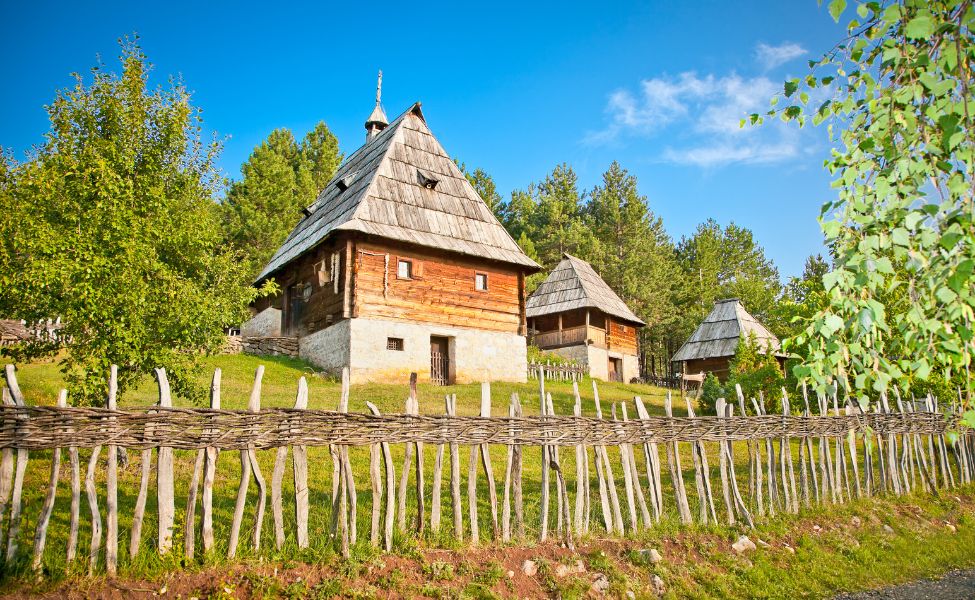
[698,372,724,415]
[726,332,787,414]
[526,345,579,366]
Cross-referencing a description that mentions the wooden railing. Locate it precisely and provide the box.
[532,326,607,349]
[527,361,586,381]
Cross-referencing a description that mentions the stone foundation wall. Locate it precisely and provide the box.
[241,307,282,338]
[242,336,298,357]
[296,317,528,384]
[223,335,243,354]
[297,320,352,376]
[542,344,639,382]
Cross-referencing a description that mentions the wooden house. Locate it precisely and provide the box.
[671,298,785,382]
[526,254,644,382]
[243,85,539,384]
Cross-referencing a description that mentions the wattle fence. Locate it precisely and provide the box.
[0,362,970,577]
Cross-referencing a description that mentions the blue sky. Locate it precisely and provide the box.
[1,0,847,278]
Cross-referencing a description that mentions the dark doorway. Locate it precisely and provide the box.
[430,336,450,385]
[287,284,307,336]
[608,357,623,382]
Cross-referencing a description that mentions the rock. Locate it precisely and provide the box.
[851,516,862,527]
[639,548,663,564]
[554,564,571,578]
[946,522,957,533]
[732,535,757,553]
[651,574,666,596]
[626,591,636,600]
[507,570,515,579]
[591,574,610,594]
[783,544,796,554]
[812,524,822,533]
[756,539,771,549]
[574,559,586,573]
[521,560,538,576]
[883,524,895,534]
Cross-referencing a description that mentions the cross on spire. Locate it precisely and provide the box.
[365,69,389,141]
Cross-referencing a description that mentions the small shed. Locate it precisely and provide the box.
[0,320,31,347]
[671,298,784,382]
[527,254,645,382]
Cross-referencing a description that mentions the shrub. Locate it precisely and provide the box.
[698,372,724,415]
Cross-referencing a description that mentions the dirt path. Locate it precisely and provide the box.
[835,569,975,600]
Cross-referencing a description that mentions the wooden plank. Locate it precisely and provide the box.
[3,365,28,563]
[31,389,66,571]
[155,368,176,554]
[201,368,221,554]
[106,366,119,575]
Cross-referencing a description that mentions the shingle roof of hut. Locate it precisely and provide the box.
[671,298,783,362]
[0,320,30,342]
[256,103,539,282]
[526,254,645,326]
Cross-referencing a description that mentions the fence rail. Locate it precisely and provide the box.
[0,362,971,578]
[527,361,585,381]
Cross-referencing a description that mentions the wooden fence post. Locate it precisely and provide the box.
[201,368,221,555]
[594,381,624,534]
[634,397,662,523]
[3,365,29,564]
[365,402,396,553]
[538,367,549,541]
[665,391,692,525]
[431,397,446,535]
[481,383,499,540]
[228,366,261,558]
[447,394,464,541]
[106,366,119,575]
[155,368,176,554]
[32,389,66,572]
[0,386,14,552]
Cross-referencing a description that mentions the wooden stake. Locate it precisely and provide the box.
[105,366,119,575]
[447,395,463,541]
[3,365,28,563]
[201,369,221,554]
[595,381,625,534]
[502,394,515,542]
[482,383,499,539]
[539,367,549,541]
[155,368,176,554]
[366,402,396,552]
[511,394,525,539]
[32,389,66,572]
[0,386,13,554]
[85,445,102,574]
[634,397,663,522]
[664,391,693,524]
[228,366,261,559]
[715,398,735,524]
[431,398,446,534]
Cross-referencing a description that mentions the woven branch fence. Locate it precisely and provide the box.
[0,362,971,578]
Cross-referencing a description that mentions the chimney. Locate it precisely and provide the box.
[364,70,388,141]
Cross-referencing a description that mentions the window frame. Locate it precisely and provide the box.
[474,271,489,292]
[386,337,405,351]
[396,259,413,280]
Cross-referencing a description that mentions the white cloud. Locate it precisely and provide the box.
[755,42,807,71]
[583,41,827,169]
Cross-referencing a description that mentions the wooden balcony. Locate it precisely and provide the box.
[531,325,608,350]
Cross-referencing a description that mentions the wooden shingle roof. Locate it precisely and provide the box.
[671,299,782,362]
[256,103,539,282]
[526,254,645,326]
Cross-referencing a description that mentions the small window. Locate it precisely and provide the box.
[387,337,404,351]
[417,170,439,190]
[475,272,488,291]
[397,259,412,279]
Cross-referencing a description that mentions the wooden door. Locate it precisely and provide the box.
[608,357,623,383]
[430,336,450,385]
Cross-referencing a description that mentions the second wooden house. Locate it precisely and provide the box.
[243,90,540,384]
[526,254,644,382]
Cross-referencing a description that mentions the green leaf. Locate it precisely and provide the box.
[905,14,935,39]
[828,0,847,22]
[784,80,799,97]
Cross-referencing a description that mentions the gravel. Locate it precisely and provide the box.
[834,569,975,600]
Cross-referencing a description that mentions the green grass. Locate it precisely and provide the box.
[1,353,974,598]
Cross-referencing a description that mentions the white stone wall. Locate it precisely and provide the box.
[298,320,351,376]
[343,318,528,385]
[544,344,639,382]
[241,307,282,338]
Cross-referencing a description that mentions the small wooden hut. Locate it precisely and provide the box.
[671,298,784,383]
[244,77,539,384]
[526,254,645,382]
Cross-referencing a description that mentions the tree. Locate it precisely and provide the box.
[532,164,593,268]
[0,40,269,405]
[676,219,781,336]
[222,122,342,278]
[726,333,787,414]
[586,162,684,374]
[764,0,975,406]
[772,254,831,339]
